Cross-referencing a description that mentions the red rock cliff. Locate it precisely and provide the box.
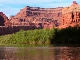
[9,6,63,29]
[59,1,80,29]
[0,12,10,26]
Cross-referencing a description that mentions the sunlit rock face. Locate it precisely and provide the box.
[9,6,63,29]
[0,12,10,26]
[59,1,80,29]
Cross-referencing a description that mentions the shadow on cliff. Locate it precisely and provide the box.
[51,26,80,47]
[0,26,38,36]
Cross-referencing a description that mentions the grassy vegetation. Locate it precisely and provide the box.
[0,29,55,45]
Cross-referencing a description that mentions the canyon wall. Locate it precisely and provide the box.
[0,7,63,35]
[9,6,63,29]
[0,1,80,35]
[0,12,10,26]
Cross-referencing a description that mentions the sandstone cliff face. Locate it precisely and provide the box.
[9,6,63,29]
[0,12,10,26]
[59,1,80,29]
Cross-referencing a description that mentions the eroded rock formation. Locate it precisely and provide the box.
[9,6,63,29]
[0,1,80,35]
[1,1,80,30]
[59,1,80,29]
[0,12,10,26]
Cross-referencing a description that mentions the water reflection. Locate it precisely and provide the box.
[0,47,80,60]
[0,47,5,59]
[54,47,80,60]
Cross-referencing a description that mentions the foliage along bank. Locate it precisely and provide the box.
[51,26,80,46]
[0,29,55,45]
[0,26,80,46]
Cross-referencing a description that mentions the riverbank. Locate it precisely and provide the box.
[0,26,80,46]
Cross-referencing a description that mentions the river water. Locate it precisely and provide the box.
[0,47,80,60]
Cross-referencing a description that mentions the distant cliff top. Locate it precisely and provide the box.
[62,1,80,14]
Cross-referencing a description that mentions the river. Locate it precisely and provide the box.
[0,47,80,60]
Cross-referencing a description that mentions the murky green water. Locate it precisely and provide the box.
[0,47,80,60]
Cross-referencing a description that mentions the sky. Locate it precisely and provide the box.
[0,0,80,18]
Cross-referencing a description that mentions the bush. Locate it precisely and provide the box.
[0,29,55,45]
[51,26,80,46]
